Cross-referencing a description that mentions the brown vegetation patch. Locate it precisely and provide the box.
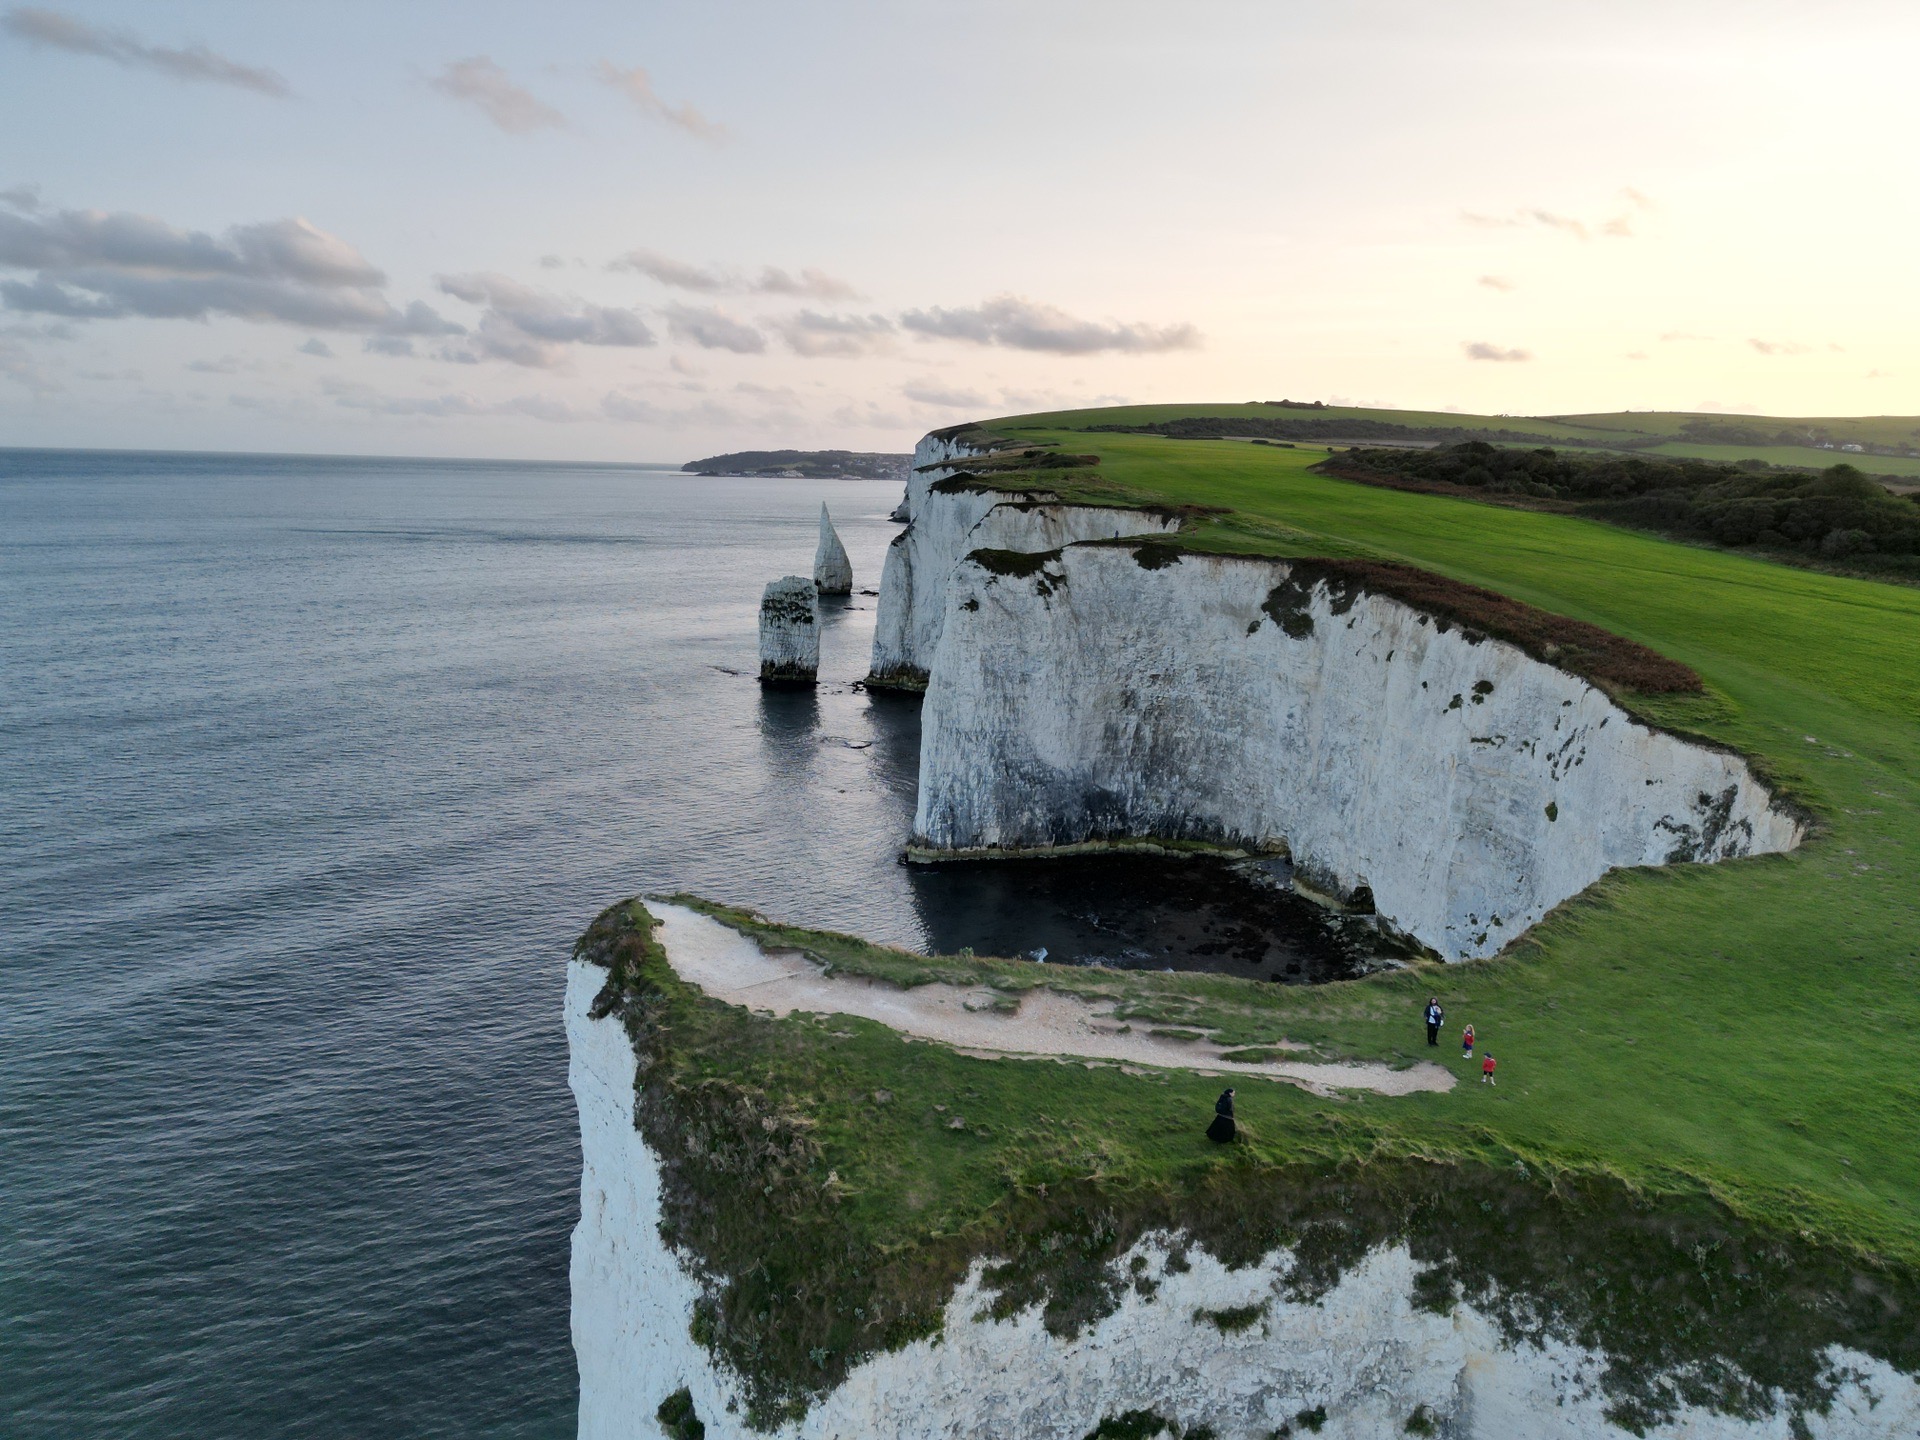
[1285,557,1702,694]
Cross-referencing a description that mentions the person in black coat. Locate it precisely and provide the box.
[1206,1087,1236,1143]
[1425,997,1444,1047]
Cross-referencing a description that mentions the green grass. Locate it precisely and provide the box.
[965,420,1920,1262]
[1637,440,1920,481]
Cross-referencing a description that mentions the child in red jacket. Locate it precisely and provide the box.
[1461,1024,1475,1059]
[1481,1054,1497,1085]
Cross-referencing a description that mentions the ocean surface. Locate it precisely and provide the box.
[0,449,1349,1439]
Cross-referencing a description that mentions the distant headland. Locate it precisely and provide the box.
[681,449,909,482]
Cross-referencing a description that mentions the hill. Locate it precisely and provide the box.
[681,449,909,482]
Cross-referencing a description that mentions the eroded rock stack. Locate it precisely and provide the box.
[758,575,819,685]
[813,504,853,595]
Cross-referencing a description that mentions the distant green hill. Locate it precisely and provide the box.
[682,449,909,481]
[1008,401,1920,486]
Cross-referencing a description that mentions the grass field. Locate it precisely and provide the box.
[584,406,1920,1416]
[964,422,1920,1256]
[1000,400,1920,483]
[1635,439,1920,481]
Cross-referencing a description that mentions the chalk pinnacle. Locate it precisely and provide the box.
[814,503,853,595]
[758,575,819,685]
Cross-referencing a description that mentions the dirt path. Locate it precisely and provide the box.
[650,903,1453,1098]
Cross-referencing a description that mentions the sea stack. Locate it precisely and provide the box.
[758,576,819,685]
[813,503,853,595]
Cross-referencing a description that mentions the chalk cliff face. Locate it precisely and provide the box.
[568,959,1913,1440]
[869,489,1178,687]
[914,543,1801,961]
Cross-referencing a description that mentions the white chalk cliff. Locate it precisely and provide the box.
[758,575,819,684]
[868,483,1178,688]
[568,957,1915,1440]
[914,542,1800,961]
[813,504,852,596]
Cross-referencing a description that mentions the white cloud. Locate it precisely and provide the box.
[593,62,726,142]
[4,7,289,96]
[0,206,462,336]
[610,249,859,301]
[430,57,564,134]
[751,267,857,300]
[435,272,656,367]
[1462,340,1532,362]
[663,302,764,353]
[298,337,333,357]
[611,249,728,292]
[900,294,1200,355]
[772,310,893,357]
[1477,275,1515,292]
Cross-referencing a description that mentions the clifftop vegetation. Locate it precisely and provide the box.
[1324,442,1920,582]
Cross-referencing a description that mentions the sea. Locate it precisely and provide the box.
[0,449,1353,1438]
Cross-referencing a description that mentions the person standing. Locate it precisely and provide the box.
[1461,1023,1476,1060]
[1206,1087,1237,1143]
[1481,1054,1497,1086]
[1424,997,1444,1046]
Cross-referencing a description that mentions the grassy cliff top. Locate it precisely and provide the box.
[931,407,1920,1252]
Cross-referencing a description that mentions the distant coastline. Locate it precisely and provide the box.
[681,449,909,482]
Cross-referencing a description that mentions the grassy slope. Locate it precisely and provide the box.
[933,421,1920,1261]
[1638,440,1920,480]
[1003,401,1920,480]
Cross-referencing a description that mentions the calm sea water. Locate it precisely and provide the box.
[0,449,1347,1439]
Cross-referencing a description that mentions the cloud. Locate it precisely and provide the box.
[185,355,242,374]
[1477,275,1515,292]
[298,337,333,357]
[1625,350,1648,361]
[4,7,289,95]
[538,254,565,270]
[435,272,656,366]
[1,184,41,213]
[902,382,987,408]
[1462,204,1637,240]
[1462,340,1532,362]
[1660,331,1711,342]
[323,377,589,422]
[0,205,462,336]
[751,267,857,300]
[1529,209,1588,239]
[430,57,564,133]
[363,334,414,356]
[771,310,893,357]
[900,294,1200,355]
[1748,337,1811,356]
[1622,187,1657,211]
[593,62,726,142]
[611,248,728,292]
[610,249,859,300]
[663,302,764,353]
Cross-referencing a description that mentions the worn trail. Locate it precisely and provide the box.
[649,903,1453,1097]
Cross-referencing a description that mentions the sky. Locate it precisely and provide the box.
[3,0,1917,462]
